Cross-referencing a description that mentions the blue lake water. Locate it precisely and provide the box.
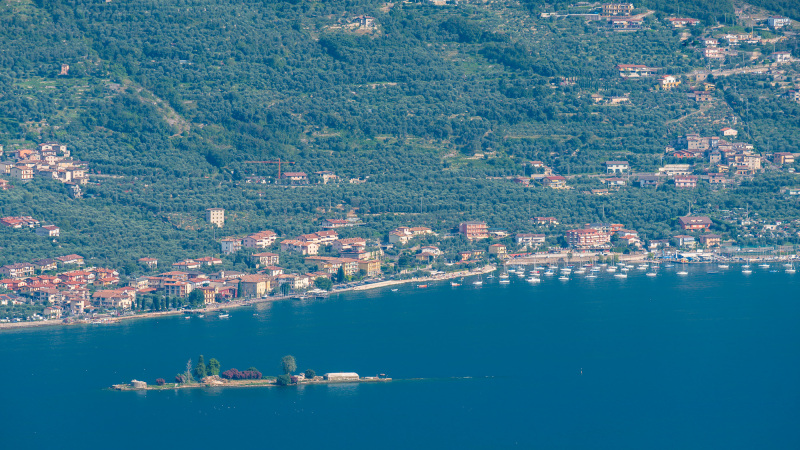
[2,265,799,449]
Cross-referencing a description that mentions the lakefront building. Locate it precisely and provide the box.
[566,229,612,249]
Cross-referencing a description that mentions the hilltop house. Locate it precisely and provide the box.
[605,161,629,174]
[35,225,60,237]
[534,217,559,225]
[659,75,680,89]
[602,3,634,16]
[771,51,792,63]
[243,230,277,249]
[388,226,434,245]
[616,64,658,78]
[251,252,279,266]
[768,16,790,29]
[281,172,308,184]
[667,18,699,27]
[515,233,546,248]
[542,176,567,188]
[220,238,243,255]
[280,239,320,255]
[674,175,698,189]
[774,153,795,165]
[678,216,712,231]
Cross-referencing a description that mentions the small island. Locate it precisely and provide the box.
[112,355,390,391]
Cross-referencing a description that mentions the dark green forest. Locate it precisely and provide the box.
[1,0,799,269]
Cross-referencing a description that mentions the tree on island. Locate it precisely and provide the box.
[304,369,315,379]
[281,355,297,375]
[275,374,291,386]
[184,359,194,384]
[208,358,221,376]
[156,378,166,386]
[194,355,207,379]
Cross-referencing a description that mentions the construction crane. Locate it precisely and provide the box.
[244,159,296,181]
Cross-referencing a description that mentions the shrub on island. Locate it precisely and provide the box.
[156,378,166,386]
[221,368,262,380]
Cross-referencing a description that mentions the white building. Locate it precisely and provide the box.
[206,208,224,228]
[605,161,630,174]
[220,238,242,255]
[771,52,792,63]
[323,372,360,381]
[768,16,790,29]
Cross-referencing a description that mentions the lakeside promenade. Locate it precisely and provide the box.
[0,264,497,331]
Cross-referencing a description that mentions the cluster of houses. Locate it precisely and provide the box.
[455,215,721,255]
[0,255,128,318]
[0,208,740,319]
[1,216,60,237]
[0,143,87,186]
[245,171,341,186]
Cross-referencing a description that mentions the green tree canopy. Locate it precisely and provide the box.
[281,355,297,375]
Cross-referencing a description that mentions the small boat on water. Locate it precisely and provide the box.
[786,267,796,274]
[718,264,729,269]
[742,269,752,274]
[784,263,793,268]
[450,282,461,287]
[606,267,617,273]
[499,279,510,284]
[526,277,541,283]
[218,313,230,319]
[516,271,526,277]
[473,280,483,286]
[664,264,675,268]
[677,271,688,276]
[637,265,648,270]
[417,284,428,289]
[486,275,495,279]
[646,272,657,277]
[614,273,627,278]
[558,275,569,281]
[759,263,770,269]
[574,269,586,275]
[499,273,509,279]
[391,288,399,292]
[585,274,597,279]
[544,270,555,277]
[198,314,204,318]
[184,316,191,320]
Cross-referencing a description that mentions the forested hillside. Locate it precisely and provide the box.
[1,0,799,268]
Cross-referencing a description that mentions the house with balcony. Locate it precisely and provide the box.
[542,176,567,189]
[459,221,488,240]
[251,252,280,266]
[678,216,712,231]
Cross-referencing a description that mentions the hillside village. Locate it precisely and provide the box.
[2,192,797,324]
[2,2,800,323]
